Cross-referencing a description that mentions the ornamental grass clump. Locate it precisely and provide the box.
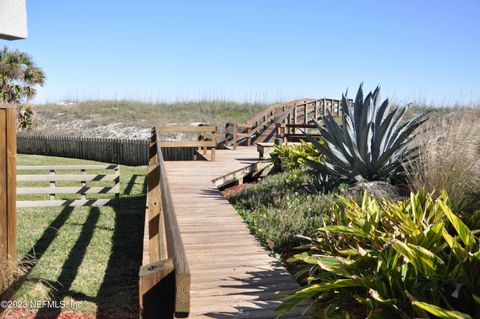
[305,84,429,183]
[279,190,480,319]
[406,108,480,212]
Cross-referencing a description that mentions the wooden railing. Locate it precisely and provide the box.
[275,123,321,142]
[157,125,217,161]
[139,127,190,318]
[277,98,341,126]
[225,98,344,148]
[16,165,120,207]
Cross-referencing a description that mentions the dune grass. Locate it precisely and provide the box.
[1,154,146,318]
[406,107,480,212]
[30,100,270,138]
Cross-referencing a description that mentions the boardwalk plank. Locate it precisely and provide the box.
[164,147,307,318]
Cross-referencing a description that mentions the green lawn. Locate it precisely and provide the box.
[5,154,146,318]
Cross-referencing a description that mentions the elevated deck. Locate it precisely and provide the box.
[163,147,304,318]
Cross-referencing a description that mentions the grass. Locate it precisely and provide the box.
[226,170,339,254]
[1,154,146,318]
[405,107,480,212]
[30,100,271,138]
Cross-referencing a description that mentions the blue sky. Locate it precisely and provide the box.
[3,0,480,104]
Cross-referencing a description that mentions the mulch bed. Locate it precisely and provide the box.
[221,183,249,197]
[2,309,136,319]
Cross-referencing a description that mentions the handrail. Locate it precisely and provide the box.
[139,127,190,318]
[157,125,217,161]
[224,98,317,148]
[274,98,348,141]
[225,98,345,148]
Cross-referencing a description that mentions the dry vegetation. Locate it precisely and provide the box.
[28,100,270,138]
[406,107,480,209]
[0,258,26,295]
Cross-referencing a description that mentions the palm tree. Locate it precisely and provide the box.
[0,47,45,103]
[0,47,46,129]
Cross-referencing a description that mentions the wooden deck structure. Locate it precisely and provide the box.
[225,98,346,148]
[142,144,306,318]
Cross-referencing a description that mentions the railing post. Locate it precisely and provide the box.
[314,100,319,120]
[0,105,17,270]
[293,106,298,134]
[279,123,283,141]
[287,112,291,135]
[50,169,56,200]
[233,124,238,150]
[247,128,252,146]
[224,123,230,148]
[211,127,216,162]
[323,98,326,115]
[303,103,307,124]
[80,169,86,200]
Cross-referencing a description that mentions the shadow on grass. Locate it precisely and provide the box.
[34,207,101,318]
[0,206,75,316]
[95,197,144,318]
[123,174,147,196]
[32,197,145,319]
[0,195,146,319]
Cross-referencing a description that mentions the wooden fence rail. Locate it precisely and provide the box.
[275,123,322,142]
[16,165,120,208]
[139,126,190,318]
[16,133,197,165]
[157,125,217,161]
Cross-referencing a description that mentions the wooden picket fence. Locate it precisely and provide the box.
[16,133,197,165]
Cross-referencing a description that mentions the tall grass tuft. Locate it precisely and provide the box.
[0,257,28,295]
[406,107,480,209]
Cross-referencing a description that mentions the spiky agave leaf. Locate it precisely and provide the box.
[307,84,429,182]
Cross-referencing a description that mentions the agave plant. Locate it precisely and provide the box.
[305,84,429,182]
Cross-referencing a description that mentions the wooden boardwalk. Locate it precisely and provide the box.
[164,147,305,318]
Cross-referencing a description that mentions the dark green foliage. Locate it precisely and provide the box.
[227,170,338,253]
[18,104,34,130]
[0,47,45,104]
[280,190,480,319]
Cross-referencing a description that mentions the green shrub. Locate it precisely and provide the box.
[227,170,338,253]
[280,190,480,319]
[270,141,323,171]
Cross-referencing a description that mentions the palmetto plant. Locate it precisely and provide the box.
[0,47,45,130]
[17,104,34,130]
[0,47,45,104]
[280,190,480,319]
[305,84,429,182]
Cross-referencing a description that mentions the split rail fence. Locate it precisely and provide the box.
[16,165,120,208]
